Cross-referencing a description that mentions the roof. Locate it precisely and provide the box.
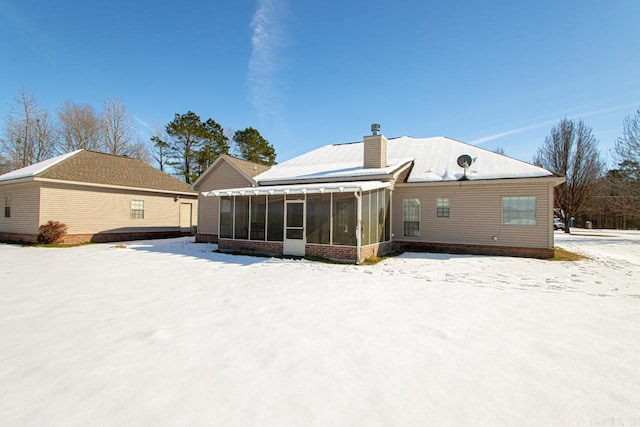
[224,155,271,179]
[191,154,271,190]
[0,150,194,194]
[255,136,556,184]
[207,180,390,197]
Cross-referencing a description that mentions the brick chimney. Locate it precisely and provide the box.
[363,123,387,168]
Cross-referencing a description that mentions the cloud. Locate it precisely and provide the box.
[134,116,150,129]
[248,0,288,127]
[470,103,638,146]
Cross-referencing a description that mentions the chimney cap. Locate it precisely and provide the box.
[371,123,381,135]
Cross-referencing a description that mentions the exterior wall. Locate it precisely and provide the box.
[193,161,253,242]
[39,183,197,237]
[363,134,387,168]
[218,239,284,257]
[392,181,554,250]
[0,181,42,236]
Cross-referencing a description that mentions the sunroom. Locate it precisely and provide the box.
[206,181,393,263]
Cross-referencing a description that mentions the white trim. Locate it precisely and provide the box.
[207,181,391,197]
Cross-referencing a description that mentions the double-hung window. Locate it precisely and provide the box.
[131,200,144,219]
[502,196,537,226]
[436,197,450,218]
[403,199,420,237]
[4,195,10,218]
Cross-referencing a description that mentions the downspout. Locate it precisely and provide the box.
[355,190,362,265]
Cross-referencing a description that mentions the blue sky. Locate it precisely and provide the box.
[1,0,639,167]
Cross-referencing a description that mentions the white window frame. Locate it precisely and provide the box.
[502,196,537,226]
[403,198,420,237]
[436,197,450,218]
[131,199,144,220]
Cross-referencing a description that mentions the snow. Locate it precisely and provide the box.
[1,230,639,426]
[0,150,82,182]
[254,136,555,184]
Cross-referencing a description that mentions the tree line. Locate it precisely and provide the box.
[0,90,277,184]
[0,90,150,173]
[534,108,640,231]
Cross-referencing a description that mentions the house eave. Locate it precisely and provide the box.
[396,175,566,187]
[33,177,197,196]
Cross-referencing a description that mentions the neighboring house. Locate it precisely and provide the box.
[191,154,270,243]
[197,125,566,263]
[0,150,197,244]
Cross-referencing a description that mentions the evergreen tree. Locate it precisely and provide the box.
[233,127,276,165]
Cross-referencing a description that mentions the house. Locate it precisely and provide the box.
[197,125,566,263]
[0,150,197,244]
[191,154,270,243]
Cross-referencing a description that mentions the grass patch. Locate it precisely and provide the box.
[550,247,588,261]
[31,241,95,248]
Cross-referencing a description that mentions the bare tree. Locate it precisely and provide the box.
[57,101,102,152]
[493,146,506,155]
[1,89,55,170]
[615,107,640,163]
[0,153,10,174]
[101,97,137,156]
[534,118,604,232]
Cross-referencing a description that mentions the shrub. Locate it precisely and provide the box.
[38,221,68,244]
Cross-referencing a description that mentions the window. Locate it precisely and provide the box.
[220,197,233,238]
[436,197,450,217]
[267,195,284,241]
[130,200,144,219]
[503,196,537,226]
[403,198,420,237]
[333,193,356,245]
[4,195,10,218]
[306,194,331,244]
[234,196,249,240]
[250,196,266,240]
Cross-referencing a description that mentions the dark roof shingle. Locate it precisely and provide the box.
[39,150,193,193]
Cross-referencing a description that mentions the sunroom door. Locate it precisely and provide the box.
[283,201,305,256]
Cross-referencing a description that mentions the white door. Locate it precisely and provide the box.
[179,203,192,232]
[283,201,305,256]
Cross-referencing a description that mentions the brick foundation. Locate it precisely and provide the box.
[0,231,189,245]
[393,240,554,259]
[196,233,218,243]
[0,232,38,244]
[218,239,284,257]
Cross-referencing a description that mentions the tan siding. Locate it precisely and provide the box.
[193,161,253,235]
[0,182,41,234]
[393,182,553,249]
[363,135,387,168]
[40,183,197,234]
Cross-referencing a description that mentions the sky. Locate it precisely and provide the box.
[1,0,639,167]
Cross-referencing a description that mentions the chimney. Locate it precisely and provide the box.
[363,123,387,168]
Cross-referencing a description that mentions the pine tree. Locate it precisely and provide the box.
[233,127,276,165]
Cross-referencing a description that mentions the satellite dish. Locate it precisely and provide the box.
[456,154,475,180]
[457,154,473,168]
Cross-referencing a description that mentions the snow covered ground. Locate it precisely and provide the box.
[1,230,639,426]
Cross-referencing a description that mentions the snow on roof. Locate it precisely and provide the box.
[207,180,390,197]
[0,150,82,182]
[255,136,554,184]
